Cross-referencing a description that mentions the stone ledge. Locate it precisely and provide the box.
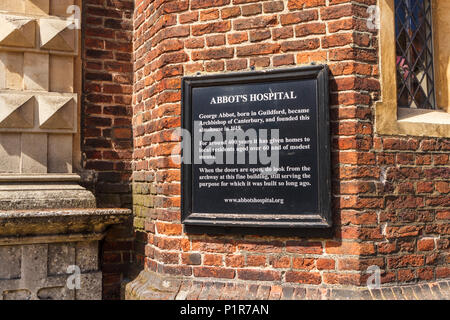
[0,208,132,238]
[0,182,97,210]
[126,270,450,300]
[0,174,81,182]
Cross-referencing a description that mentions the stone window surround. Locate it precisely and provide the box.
[376,0,450,138]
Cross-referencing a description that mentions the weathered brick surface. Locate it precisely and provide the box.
[131,0,450,294]
[82,0,135,300]
[126,270,450,300]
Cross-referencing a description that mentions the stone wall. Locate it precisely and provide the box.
[0,0,81,175]
[1,241,102,300]
[0,209,131,300]
[129,0,449,296]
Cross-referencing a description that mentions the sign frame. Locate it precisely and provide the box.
[181,65,331,230]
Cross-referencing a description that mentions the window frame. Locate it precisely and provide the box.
[376,0,450,138]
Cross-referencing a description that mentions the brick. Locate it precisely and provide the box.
[192,21,231,36]
[225,254,245,267]
[226,59,248,71]
[206,35,226,47]
[246,255,267,267]
[417,239,435,251]
[205,60,225,72]
[281,39,320,52]
[280,10,318,26]
[242,3,262,16]
[286,241,323,254]
[238,242,283,253]
[236,43,280,57]
[182,253,202,265]
[204,254,224,266]
[295,22,326,37]
[200,9,220,21]
[269,256,291,268]
[297,51,327,64]
[249,30,271,42]
[192,48,234,60]
[234,15,278,30]
[221,7,241,19]
[388,254,425,268]
[325,241,375,255]
[264,1,284,13]
[288,0,326,10]
[320,4,353,20]
[285,271,321,284]
[272,27,294,40]
[227,32,248,44]
[180,12,199,24]
[323,273,362,286]
[385,226,422,239]
[292,258,315,270]
[273,54,295,66]
[194,267,235,279]
[191,0,231,10]
[155,222,182,236]
[322,33,353,48]
[238,269,281,281]
[250,57,270,68]
[317,258,336,270]
[192,241,236,253]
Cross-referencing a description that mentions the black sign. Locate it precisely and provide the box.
[181,66,331,229]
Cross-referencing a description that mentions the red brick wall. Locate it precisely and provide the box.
[132,0,449,288]
[82,0,134,299]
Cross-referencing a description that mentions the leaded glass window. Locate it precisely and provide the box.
[395,0,436,109]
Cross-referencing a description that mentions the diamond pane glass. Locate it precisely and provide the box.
[395,0,436,109]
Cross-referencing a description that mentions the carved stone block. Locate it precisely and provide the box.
[0,246,21,279]
[38,94,76,130]
[75,242,99,272]
[0,93,34,128]
[48,243,75,276]
[39,18,76,52]
[0,15,35,48]
[24,53,49,91]
[0,0,26,14]
[21,133,47,173]
[1,53,74,93]
[50,0,75,18]
[0,52,24,90]
[0,1,59,16]
[48,134,73,173]
[50,55,74,93]
[0,242,99,300]
[26,0,50,15]
[0,134,21,173]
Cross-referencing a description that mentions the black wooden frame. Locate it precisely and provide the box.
[181,65,331,230]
